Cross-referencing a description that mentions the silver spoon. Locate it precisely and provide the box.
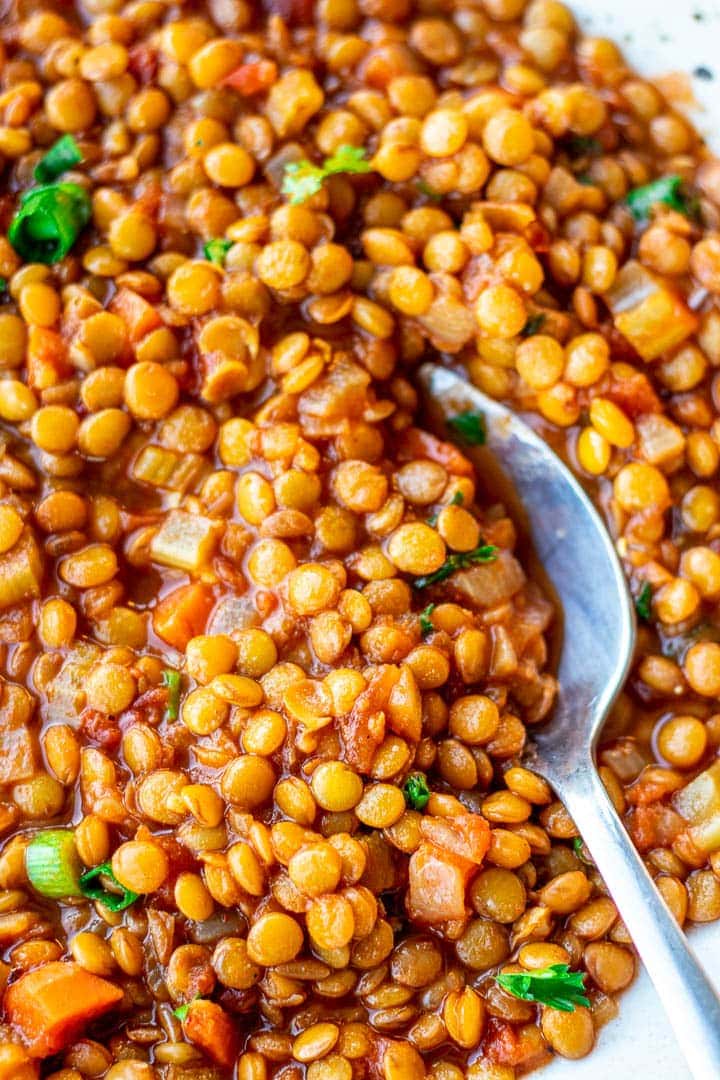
[419,362,720,1077]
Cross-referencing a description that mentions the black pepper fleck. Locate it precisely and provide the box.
[694,66,714,80]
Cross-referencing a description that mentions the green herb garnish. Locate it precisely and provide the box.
[496,964,590,1012]
[414,544,498,589]
[0,277,6,294]
[419,603,436,637]
[282,145,372,205]
[8,181,91,264]
[174,1002,191,1021]
[520,313,546,337]
[626,175,696,222]
[450,491,464,506]
[403,773,431,811]
[448,411,486,446]
[79,862,139,912]
[635,582,653,622]
[572,836,593,865]
[162,668,181,720]
[25,830,82,899]
[34,134,82,184]
[203,238,233,266]
[415,179,443,202]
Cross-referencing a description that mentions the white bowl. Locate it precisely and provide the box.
[542,2,719,1077]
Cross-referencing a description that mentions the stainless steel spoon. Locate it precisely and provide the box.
[419,362,720,1077]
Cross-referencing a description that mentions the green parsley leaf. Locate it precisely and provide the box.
[282,145,371,205]
[448,411,486,446]
[626,175,697,222]
[419,604,435,637]
[635,582,652,622]
[0,277,6,294]
[162,668,181,721]
[34,134,82,184]
[79,862,139,912]
[496,964,590,1012]
[403,773,431,811]
[173,1003,191,1021]
[8,181,91,264]
[520,313,546,337]
[414,543,498,590]
[204,238,233,266]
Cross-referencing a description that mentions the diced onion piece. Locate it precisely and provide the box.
[149,510,219,572]
[606,260,698,361]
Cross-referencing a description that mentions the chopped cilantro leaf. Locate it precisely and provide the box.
[635,582,652,622]
[283,145,372,205]
[403,773,431,811]
[203,238,233,265]
[496,964,590,1012]
[447,411,486,446]
[520,313,546,337]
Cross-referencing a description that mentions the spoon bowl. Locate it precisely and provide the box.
[419,362,720,1078]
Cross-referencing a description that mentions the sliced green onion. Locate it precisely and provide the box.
[419,603,435,637]
[626,175,694,222]
[34,134,82,184]
[162,668,181,720]
[79,862,139,912]
[25,829,82,899]
[8,181,91,264]
[203,238,232,266]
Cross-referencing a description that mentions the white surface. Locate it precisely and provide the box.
[539,2,720,1078]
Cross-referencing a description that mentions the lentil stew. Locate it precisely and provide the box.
[0,0,718,1077]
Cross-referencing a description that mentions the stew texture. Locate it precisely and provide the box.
[0,0,718,1076]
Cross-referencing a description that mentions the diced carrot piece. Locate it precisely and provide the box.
[109,287,162,344]
[407,841,473,924]
[222,59,278,95]
[398,427,475,478]
[152,583,215,651]
[26,327,70,391]
[0,1043,39,1080]
[183,999,239,1069]
[4,961,123,1058]
[420,813,491,865]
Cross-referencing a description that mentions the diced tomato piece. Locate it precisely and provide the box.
[397,427,475,478]
[605,363,662,417]
[337,665,395,772]
[127,43,158,84]
[152,583,215,651]
[26,327,70,390]
[222,59,278,95]
[627,803,683,852]
[183,999,239,1069]
[420,812,491,865]
[407,841,473,923]
[109,288,162,344]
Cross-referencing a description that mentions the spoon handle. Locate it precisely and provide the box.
[558,762,720,1077]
